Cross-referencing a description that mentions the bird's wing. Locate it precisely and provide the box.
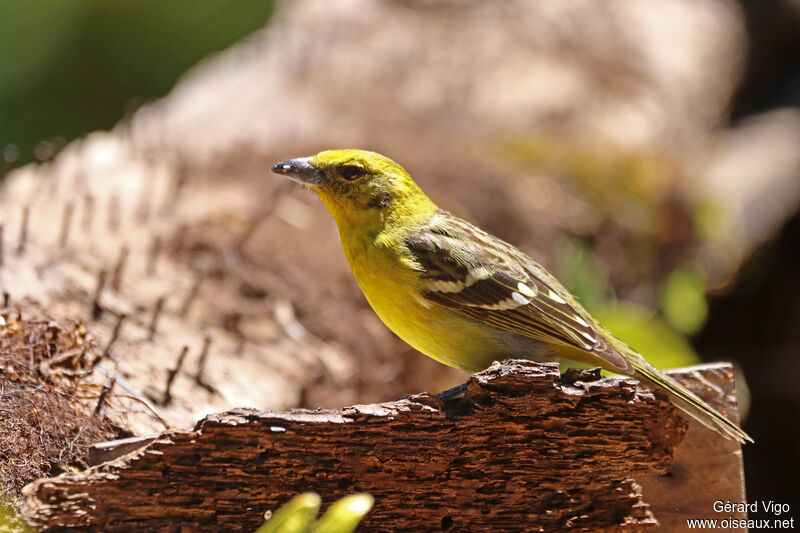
[405,213,634,373]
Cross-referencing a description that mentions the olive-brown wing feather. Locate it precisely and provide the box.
[405,213,634,373]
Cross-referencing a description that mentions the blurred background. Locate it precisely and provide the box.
[1,0,798,516]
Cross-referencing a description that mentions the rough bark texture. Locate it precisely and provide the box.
[18,359,727,532]
[638,363,747,531]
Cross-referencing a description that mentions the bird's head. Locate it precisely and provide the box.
[271,149,436,232]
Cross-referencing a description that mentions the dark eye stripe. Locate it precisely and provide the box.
[340,165,364,181]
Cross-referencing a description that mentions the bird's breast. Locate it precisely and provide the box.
[341,235,516,371]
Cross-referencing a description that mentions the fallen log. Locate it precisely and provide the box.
[21,360,746,532]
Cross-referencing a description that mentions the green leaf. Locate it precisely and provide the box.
[0,499,33,532]
[555,236,609,312]
[314,494,374,533]
[256,493,321,533]
[662,266,708,335]
[593,302,700,370]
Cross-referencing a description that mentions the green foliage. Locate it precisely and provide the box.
[693,197,729,244]
[0,498,32,532]
[500,136,676,220]
[312,494,374,533]
[505,136,714,370]
[256,493,374,533]
[662,265,708,335]
[594,303,699,370]
[256,493,321,533]
[555,236,700,368]
[0,0,275,165]
[555,236,610,312]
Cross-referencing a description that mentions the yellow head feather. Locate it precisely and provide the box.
[308,150,438,235]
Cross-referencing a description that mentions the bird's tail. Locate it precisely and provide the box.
[628,357,753,444]
[556,338,753,443]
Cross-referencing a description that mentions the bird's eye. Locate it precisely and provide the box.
[340,165,364,181]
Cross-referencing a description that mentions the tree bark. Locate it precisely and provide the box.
[21,359,744,532]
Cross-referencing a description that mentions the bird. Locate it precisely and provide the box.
[271,149,752,444]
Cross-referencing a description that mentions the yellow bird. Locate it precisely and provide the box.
[272,149,752,444]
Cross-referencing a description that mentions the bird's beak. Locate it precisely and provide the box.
[271,157,324,186]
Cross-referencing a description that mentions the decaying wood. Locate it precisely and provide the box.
[638,363,747,531]
[20,359,740,532]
